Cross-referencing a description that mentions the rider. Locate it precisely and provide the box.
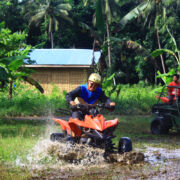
[66,73,116,121]
[168,74,180,104]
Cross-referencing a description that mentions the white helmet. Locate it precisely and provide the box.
[88,73,101,84]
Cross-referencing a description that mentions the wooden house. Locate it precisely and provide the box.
[25,49,101,94]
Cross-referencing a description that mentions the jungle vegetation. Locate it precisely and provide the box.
[0,0,179,84]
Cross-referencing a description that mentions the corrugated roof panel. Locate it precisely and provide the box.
[29,49,101,65]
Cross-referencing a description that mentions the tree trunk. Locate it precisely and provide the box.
[156,29,166,74]
[91,40,96,68]
[154,59,157,84]
[155,1,166,74]
[50,31,54,49]
[106,22,116,85]
[106,22,111,67]
[9,81,13,99]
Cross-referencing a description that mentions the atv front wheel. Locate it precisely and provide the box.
[50,133,65,142]
[118,137,132,153]
[151,117,170,135]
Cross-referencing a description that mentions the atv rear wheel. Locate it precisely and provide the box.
[118,137,132,153]
[50,133,65,142]
[151,117,170,135]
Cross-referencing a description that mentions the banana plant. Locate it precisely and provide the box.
[151,28,180,86]
[151,6,180,65]
[0,22,44,98]
[0,51,44,98]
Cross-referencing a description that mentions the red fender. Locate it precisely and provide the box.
[52,118,72,135]
[53,114,118,137]
[155,96,176,103]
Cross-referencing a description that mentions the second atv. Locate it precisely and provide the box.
[151,85,180,134]
[50,104,132,156]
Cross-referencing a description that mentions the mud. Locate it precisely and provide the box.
[14,122,180,179]
[25,141,180,179]
[14,138,180,179]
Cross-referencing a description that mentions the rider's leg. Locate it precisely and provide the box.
[169,95,174,105]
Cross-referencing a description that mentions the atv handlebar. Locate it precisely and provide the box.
[71,103,114,111]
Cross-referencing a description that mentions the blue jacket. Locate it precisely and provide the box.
[80,83,102,104]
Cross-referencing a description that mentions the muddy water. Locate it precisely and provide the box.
[143,147,180,179]
[144,147,180,163]
[15,136,180,179]
[15,119,180,179]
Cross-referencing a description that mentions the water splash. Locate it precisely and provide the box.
[15,115,146,172]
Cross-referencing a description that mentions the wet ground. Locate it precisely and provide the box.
[15,139,180,180]
[3,116,179,179]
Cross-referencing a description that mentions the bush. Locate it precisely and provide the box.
[0,81,158,117]
[112,84,157,115]
[0,81,68,117]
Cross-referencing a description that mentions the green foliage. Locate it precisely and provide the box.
[0,22,44,96]
[0,81,67,117]
[102,74,157,114]
[0,22,31,83]
[113,83,157,115]
[156,69,175,85]
[151,49,179,64]
[27,0,72,48]
[119,1,151,29]
[0,0,179,84]
[0,79,157,116]
[102,73,121,98]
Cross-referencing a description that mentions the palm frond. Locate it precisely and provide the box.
[57,4,71,11]
[29,11,45,26]
[58,13,73,25]
[151,48,179,64]
[59,9,69,16]
[95,0,106,34]
[119,1,152,29]
[22,76,44,94]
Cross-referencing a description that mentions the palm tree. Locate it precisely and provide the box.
[84,0,120,65]
[27,0,72,48]
[84,0,121,84]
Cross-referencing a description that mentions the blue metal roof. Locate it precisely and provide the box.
[29,49,101,65]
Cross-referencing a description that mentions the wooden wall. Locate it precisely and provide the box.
[30,68,90,94]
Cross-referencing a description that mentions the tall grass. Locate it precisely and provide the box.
[0,81,158,117]
[113,84,157,115]
[0,81,68,117]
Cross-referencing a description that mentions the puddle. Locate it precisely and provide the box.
[144,147,180,164]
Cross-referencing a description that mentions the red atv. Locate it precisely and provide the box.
[50,104,132,156]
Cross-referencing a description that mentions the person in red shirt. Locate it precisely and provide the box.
[168,74,180,104]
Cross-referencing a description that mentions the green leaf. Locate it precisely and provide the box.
[95,0,106,34]
[8,58,24,71]
[151,49,176,58]
[107,73,115,81]
[22,76,44,94]
[119,1,150,28]
[0,67,8,81]
[111,91,117,99]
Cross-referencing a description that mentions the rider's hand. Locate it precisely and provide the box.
[110,102,116,107]
[109,102,115,112]
[70,101,76,106]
